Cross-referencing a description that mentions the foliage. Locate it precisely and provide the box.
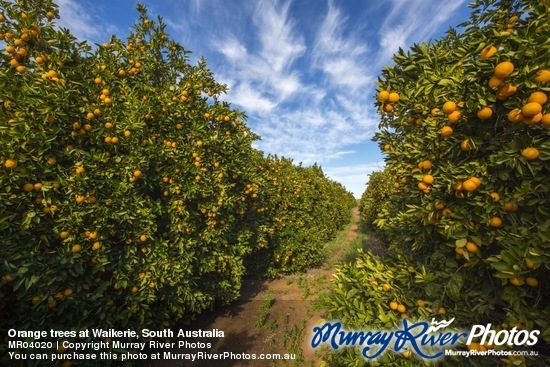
[326,0,549,366]
[247,154,356,277]
[0,1,354,365]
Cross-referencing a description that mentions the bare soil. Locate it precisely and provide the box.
[152,208,361,367]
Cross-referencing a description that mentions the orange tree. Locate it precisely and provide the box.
[322,0,548,366]
[0,0,264,352]
[245,153,356,277]
[0,2,356,363]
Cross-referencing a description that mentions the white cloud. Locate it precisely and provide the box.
[324,163,386,198]
[377,0,468,62]
[55,0,112,43]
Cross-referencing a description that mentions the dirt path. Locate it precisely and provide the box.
[153,208,361,367]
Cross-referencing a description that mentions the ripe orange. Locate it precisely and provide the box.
[134,170,142,177]
[383,104,394,113]
[460,139,471,151]
[388,92,400,103]
[521,147,539,160]
[448,110,461,123]
[437,307,446,314]
[397,304,406,313]
[496,84,517,99]
[382,284,391,291]
[59,231,70,239]
[23,183,34,192]
[4,159,17,168]
[532,70,550,83]
[71,244,82,253]
[442,101,457,114]
[541,113,550,127]
[389,301,398,310]
[455,247,464,255]
[490,192,500,202]
[140,235,147,242]
[525,277,538,287]
[489,217,502,227]
[480,45,497,59]
[522,113,542,125]
[422,175,434,184]
[494,61,514,78]
[528,91,547,105]
[524,259,535,269]
[462,179,478,191]
[440,126,453,137]
[465,241,479,253]
[420,160,432,170]
[488,76,503,88]
[504,202,519,212]
[435,200,445,210]
[509,277,523,286]
[63,288,73,296]
[522,102,542,117]
[418,182,429,191]
[477,107,493,120]
[507,108,523,123]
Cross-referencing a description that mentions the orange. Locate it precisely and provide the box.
[496,84,517,99]
[440,126,453,137]
[140,235,147,242]
[448,110,461,123]
[532,70,550,83]
[134,170,142,177]
[4,159,17,168]
[382,284,391,291]
[59,231,70,239]
[431,108,440,116]
[383,104,394,113]
[490,192,500,201]
[462,179,478,191]
[504,202,519,212]
[522,102,542,117]
[509,277,523,286]
[460,139,471,151]
[465,241,479,253]
[494,61,514,78]
[525,259,535,269]
[507,108,523,123]
[23,183,34,192]
[422,175,434,184]
[435,200,446,210]
[388,92,400,103]
[542,113,550,127]
[488,76,503,88]
[197,140,203,147]
[420,160,432,170]
[455,247,464,255]
[477,107,493,120]
[489,217,502,227]
[397,304,406,313]
[525,277,538,287]
[437,307,446,314]
[418,182,429,191]
[480,45,497,59]
[528,91,547,105]
[71,244,82,253]
[442,101,456,114]
[521,147,539,160]
[389,301,398,310]
[522,113,542,125]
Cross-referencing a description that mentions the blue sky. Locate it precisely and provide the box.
[55,0,472,198]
